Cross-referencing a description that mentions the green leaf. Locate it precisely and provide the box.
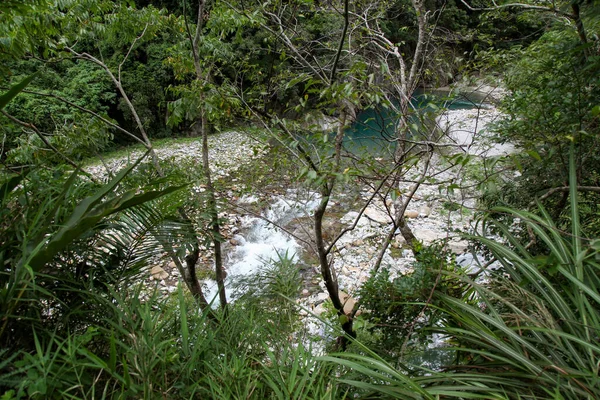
[0,73,37,110]
[338,314,349,325]
[526,150,541,161]
[0,174,24,207]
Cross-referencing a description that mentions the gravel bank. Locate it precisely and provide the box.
[85,131,265,179]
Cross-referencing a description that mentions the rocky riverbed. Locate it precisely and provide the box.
[85,131,267,179]
[86,105,509,340]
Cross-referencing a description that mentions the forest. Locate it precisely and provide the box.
[1,0,599,398]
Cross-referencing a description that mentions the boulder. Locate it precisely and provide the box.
[418,204,432,217]
[448,240,469,254]
[150,266,169,280]
[391,235,406,248]
[313,303,326,316]
[316,292,329,302]
[404,210,419,219]
[340,211,360,224]
[414,228,446,244]
[338,291,356,314]
[364,207,391,225]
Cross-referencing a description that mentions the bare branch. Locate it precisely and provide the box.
[457,0,574,20]
[66,47,153,148]
[1,110,94,180]
[118,23,149,84]
[21,90,148,147]
[326,162,402,255]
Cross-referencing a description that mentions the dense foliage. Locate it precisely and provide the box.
[1,0,599,398]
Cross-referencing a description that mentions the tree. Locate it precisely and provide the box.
[0,1,221,308]
[225,0,467,347]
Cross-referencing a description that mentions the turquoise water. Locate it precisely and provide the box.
[343,90,482,155]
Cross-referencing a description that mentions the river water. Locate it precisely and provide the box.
[340,89,493,154]
[203,91,502,365]
[203,191,320,305]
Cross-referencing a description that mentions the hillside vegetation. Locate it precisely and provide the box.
[1,0,599,398]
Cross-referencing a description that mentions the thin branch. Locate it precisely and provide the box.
[231,201,317,253]
[326,162,402,255]
[531,186,600,206]
[458,0,574,20]
[330,0,349,83]
[1,110,88,175]
[349,149,433,321]
[118,23,149,84]
[20,90,148,147]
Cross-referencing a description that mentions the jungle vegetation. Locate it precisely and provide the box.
[1,0,599,398]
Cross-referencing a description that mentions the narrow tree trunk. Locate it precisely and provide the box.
[314,111,355,348]
[186,0,228,312]
[393,101,419,248]
[67,49,213,307]
[201,113,228,311]
[571,3,589,59]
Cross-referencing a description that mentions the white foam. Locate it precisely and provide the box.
[204,194,320,306]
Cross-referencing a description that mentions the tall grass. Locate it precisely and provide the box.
[323,149,600,399]
[0,246,342,399]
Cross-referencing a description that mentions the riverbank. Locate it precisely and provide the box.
[85,131,267,180]
[85,105,510,343]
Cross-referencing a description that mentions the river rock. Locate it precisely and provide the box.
[316,292,329,302]
[364,207,390,225]
[448,240,468,254]
[391,235,406,248]
[414,228,446,244]
[339,291,356,314]
[313,303,326,316]
[404,210,419,218]
[418,205,432,217]
[352,238,364,246]
[340,211,359,224]
[150,266,169,280]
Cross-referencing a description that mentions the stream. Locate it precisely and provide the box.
[203,191,320,305]
[199,92,507,366]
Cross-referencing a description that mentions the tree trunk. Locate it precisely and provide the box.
[201,113,228,311]
[313,111,356,348]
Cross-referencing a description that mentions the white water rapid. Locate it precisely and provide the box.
[203,191,320,306]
